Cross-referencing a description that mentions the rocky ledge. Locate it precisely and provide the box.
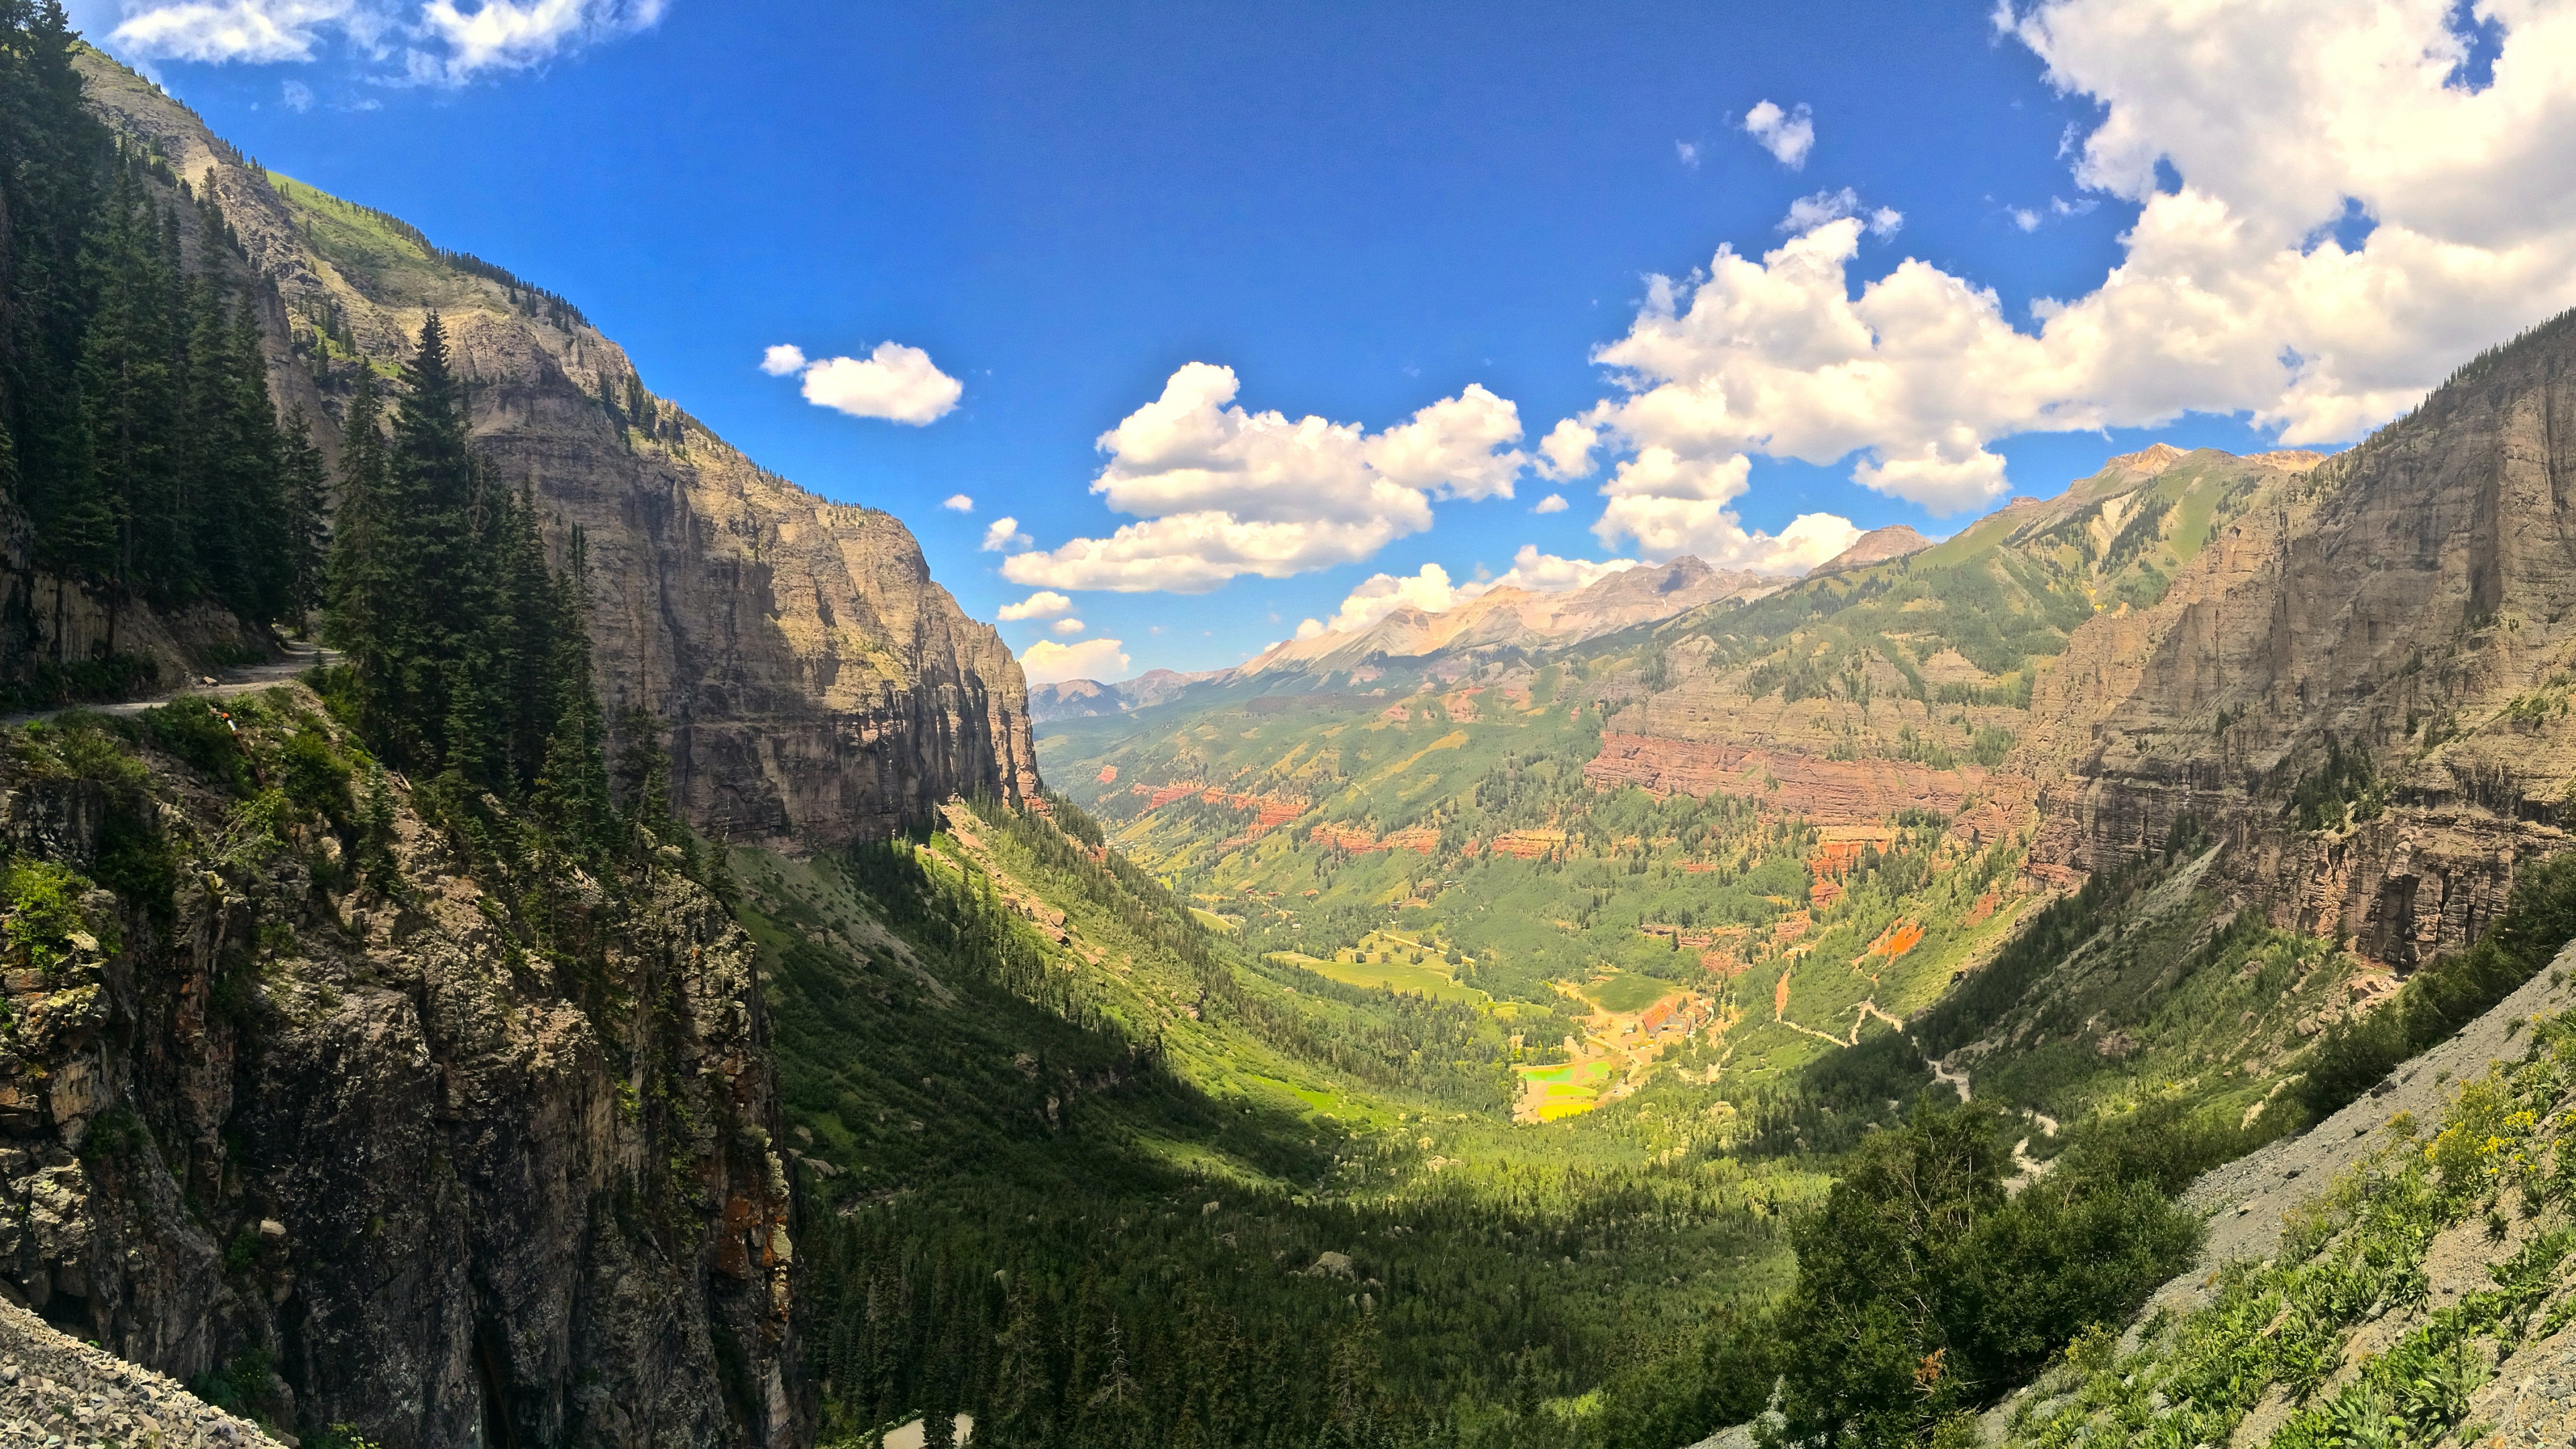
[1,1297,286,1448]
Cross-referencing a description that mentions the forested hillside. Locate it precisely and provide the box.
[17,5,2576,1448]
[0,1,322,701]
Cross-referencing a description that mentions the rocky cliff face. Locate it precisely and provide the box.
[71,54,1038,850]
[0,693,802,1446]
[2024,317,2576,967]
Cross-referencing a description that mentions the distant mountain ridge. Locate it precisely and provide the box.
[1032,555,1776,721]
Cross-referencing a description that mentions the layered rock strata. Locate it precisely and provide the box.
[2023,317,2576,965]
[71,53,1036,851]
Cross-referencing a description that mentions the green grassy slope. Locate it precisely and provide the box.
[742,797,1823,1446]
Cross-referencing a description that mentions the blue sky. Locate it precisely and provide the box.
[73,0,2576,681]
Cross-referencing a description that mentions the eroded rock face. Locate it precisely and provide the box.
[2022,319,2576,963]
[0,696,803,1448]
[1584,733,1990,826]
[72,52,1037,850]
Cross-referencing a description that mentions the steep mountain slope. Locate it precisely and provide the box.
[2024,316,2576,969]
[66,53,1036,850]
[1,694,801,1448]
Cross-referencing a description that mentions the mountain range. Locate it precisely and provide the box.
[13,34,2576,1449]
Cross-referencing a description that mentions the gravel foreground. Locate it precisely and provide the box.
[0,1299,288,1448]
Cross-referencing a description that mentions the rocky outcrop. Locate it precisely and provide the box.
[1,1296,288,1448]
[1584,733,1988,826]
[1811,524,1933,575]
[0,693,802,1447]
[72,52,1036,850]
[2022,315,2576,965]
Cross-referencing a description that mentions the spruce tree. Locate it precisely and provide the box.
[277,407,329,630]
[322,371,410,752]
[532,525,614,855]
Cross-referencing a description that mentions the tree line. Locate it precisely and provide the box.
[1,0,324,691]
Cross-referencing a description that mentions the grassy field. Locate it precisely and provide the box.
[1585,969,1678,1014]
[1271,949,1489,1002]
[1517,1059,1623,1122]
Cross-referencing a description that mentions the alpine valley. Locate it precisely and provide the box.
[15,14,2576,1449]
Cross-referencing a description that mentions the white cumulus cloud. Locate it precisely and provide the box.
[996,591,1073,621]
[1000,364,1528,594]
[1534,493,1568,514]
[1742,100,1815,168]
[941,493,973,512]
[1536,418,1597,480]
[1298,563,1477,639]
[104,0,661,80]
[781,341,963,427]
[1050,617,1086,636]
[1020,637,1129,686]
[1489,545,1640,594]
[1568,0,2576,533]
[981,517,1033,553]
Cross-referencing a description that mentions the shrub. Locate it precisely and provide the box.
[1,858,93,980]
[146,696,253,795]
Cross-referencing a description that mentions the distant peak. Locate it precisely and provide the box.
[2105,441,2192,476]
[2252,449,2327,471]
[1813,525,1934,574]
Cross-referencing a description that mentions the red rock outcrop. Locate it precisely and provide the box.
[1585,733,1990,824]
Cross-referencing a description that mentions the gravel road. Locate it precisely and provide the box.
[1,641,335,729]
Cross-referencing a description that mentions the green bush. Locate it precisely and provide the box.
[1761,1105,2204,1448]
[279,725,354,826]
[1,857,91,979]
[146,696,253,795]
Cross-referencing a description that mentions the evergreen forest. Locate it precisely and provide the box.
[1,1,324,704]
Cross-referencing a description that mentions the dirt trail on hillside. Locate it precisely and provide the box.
[1688,945,2576,1449]
[1,640,336,727]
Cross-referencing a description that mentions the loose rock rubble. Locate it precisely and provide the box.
[0,1298,286,1448]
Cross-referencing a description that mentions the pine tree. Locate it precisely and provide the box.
[277,407,329,630]
[985,1281,1059,1449]
[73,169,183,619]
[322,371,411,753]
[532,526,614,853]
